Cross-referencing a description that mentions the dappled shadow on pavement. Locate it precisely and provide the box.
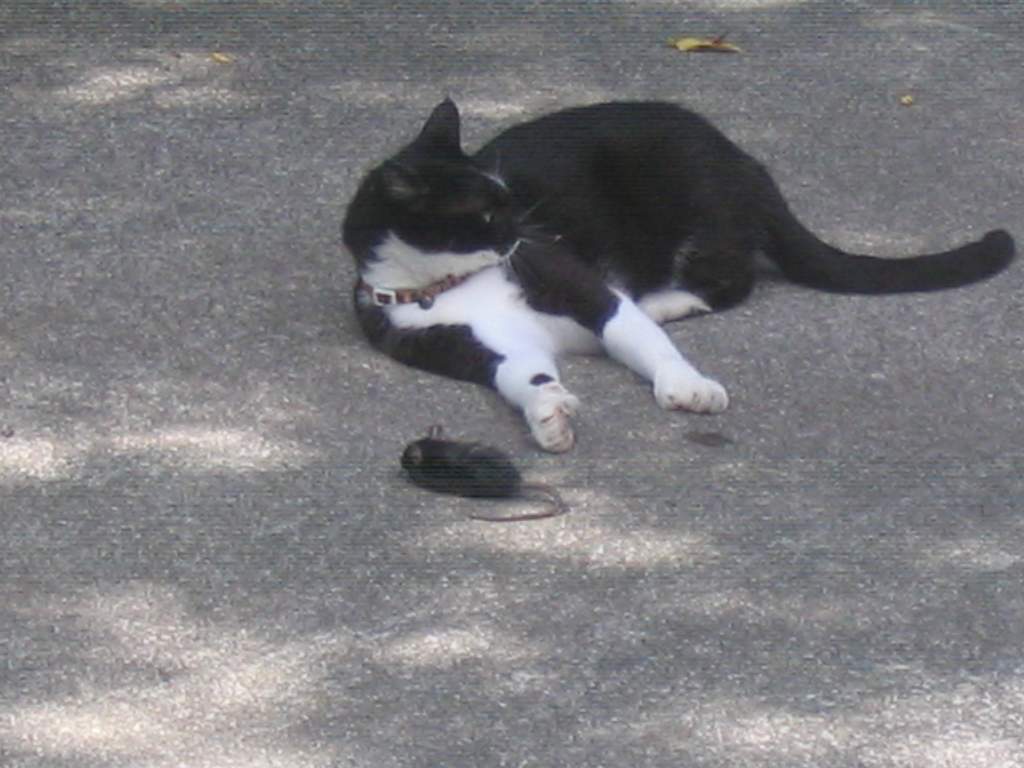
[2,2,1024,766]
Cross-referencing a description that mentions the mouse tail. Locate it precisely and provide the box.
[467,484,569,522]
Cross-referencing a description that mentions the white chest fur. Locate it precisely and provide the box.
[386,266,601,355]
[362,232,505,290]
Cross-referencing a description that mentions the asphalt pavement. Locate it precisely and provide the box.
[2,2,1023,766]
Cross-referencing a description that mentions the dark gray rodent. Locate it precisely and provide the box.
[401,426,568,522]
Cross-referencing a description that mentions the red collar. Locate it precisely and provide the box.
[357,270,479,309]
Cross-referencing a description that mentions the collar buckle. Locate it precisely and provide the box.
[371,287,398,306]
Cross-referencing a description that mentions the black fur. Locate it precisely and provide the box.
[341,99,1016,423]
[346,99,1014,310]
[344,100,519,265]
[473,101,1014,305]
[401,430,522,498]
[401,426,569,519]
[510,238,621,335]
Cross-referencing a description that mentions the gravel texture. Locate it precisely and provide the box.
[2,2,1023,766]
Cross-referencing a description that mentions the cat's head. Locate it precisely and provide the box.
[343,99,518,284]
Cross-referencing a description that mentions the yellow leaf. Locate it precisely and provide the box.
[210,52,234,64]
[899,94,915,106]
[670,35,742,54]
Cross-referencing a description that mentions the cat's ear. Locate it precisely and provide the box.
[378,161,426,202]
[415,98,461,152]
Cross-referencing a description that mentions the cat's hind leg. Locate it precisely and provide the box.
[677,227,756,311]
[637,289,711,324]
[601,293,728,413]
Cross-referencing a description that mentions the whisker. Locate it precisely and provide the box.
[475,155,509,191]
[517,196,546,222]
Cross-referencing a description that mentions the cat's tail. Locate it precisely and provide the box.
[762,199,1016,294]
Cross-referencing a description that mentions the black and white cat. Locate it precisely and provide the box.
[342,99,1014,452]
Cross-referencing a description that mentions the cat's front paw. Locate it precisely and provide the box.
[525,382,580,453]
[654,360,729,413]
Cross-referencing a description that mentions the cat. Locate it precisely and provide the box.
[342,98,1015,452]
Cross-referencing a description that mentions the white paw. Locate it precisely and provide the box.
[638,290,711,324]
[525,382,580,453]
[654,360,729,413]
